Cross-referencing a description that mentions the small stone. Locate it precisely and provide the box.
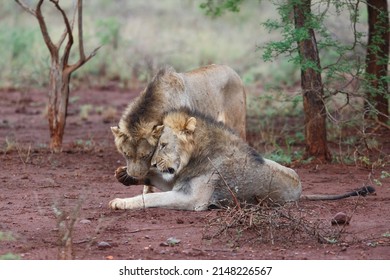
[97,241,111,249]
[331,212,350,225]
[160,237,181,247]
[79,219,91,224]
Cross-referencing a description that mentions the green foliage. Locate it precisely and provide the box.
[0,231,15,241]
[0,231,20,260]
[373,170,390,186]
[200,0,244,17]
[0,23,47,88]
[0,253,21,260]
[96,17,121,48]
[267,145,303,165]
[7,0,265,89]
[246,89,305,164]
[261,0,367,78]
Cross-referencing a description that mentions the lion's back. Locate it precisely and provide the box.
[119,64,246,140]
[181,65,246,139]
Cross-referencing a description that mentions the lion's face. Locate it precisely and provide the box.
[111,123,163,180]
[151,113,196,181]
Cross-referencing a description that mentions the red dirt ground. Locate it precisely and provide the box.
[0,88,389,260]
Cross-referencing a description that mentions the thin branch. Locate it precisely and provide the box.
[52,0,101,74]
[67,0,102,73]
[56,1,78,49]
[67,45,102,74]
[127,225,199,234]
[50,0,74,68]
[15,0,36,17]
[36,0,57,56]
[78,0,86,61]
[376,119,390,130]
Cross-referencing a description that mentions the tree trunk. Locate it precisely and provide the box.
[293,0,331,161]
[365,0,389,123]
[48,60,71,152]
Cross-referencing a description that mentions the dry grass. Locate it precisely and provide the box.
[202,202,349,247]
[52,197,84,260]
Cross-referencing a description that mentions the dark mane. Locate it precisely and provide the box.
[121,67,172,130]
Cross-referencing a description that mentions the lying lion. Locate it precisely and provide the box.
[109,108,374,210]
[111,65,246,193]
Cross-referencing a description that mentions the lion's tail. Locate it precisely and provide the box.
[300,186,375,201]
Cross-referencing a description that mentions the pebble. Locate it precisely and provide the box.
[331,212,350,225]
[97,241,112,249]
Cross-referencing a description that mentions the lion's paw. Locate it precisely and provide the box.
[109,198,127,210]
[115,166,140,186]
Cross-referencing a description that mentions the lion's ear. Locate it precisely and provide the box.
[152,125,164,138]
[111,126,121,137]
[185,117,196,134]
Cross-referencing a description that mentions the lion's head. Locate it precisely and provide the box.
[151,111,196,181]
[110,68,188,182]
[111,120,163,180]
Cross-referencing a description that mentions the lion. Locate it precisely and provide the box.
[109,108,375,211]
[111,64,246,194]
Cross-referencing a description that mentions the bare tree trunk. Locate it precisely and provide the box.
[15,0,100,152]
[365,0,389,123]
[293,0,331,162]
[48,62,71,152]
[47,62,61,151]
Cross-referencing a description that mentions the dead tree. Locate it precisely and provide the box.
[15,0,100,152]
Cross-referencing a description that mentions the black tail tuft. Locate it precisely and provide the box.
[354,186,376,196]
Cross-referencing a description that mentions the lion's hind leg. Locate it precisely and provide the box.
[262,158,302,203]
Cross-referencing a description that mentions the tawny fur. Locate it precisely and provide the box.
[111,65,246,187]
[109,109,375,211]
[109,109,302,210]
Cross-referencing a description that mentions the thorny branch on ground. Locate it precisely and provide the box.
[202,200,365,247]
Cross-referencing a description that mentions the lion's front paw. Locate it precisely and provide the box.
[115,166,140,186]
[109,198,127,210]
[115,166,129,184]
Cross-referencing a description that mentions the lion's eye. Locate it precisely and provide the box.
[141,152,152,159]
[160,143,167,149]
